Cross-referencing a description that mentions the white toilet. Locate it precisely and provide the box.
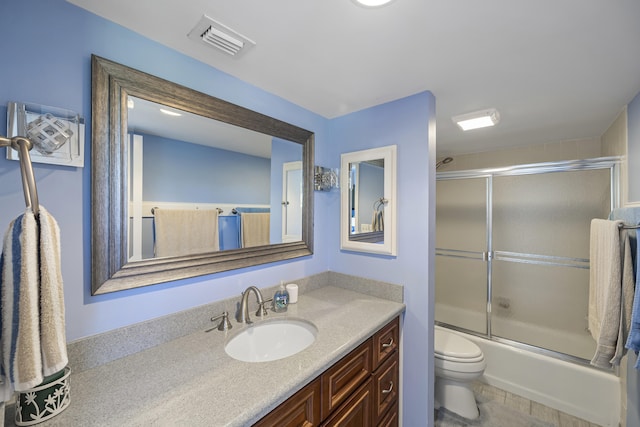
[434,327,486,419]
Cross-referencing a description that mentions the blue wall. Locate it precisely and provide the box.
[327,93,436,425]
[0,0,330,341]
[141,133,271,204]
[0,0,435,424]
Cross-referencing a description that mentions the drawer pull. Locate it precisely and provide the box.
[382,338,394,348]
[382,381,394,394]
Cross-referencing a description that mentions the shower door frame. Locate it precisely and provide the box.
[435,156,622,366]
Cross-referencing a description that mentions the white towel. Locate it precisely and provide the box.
[154,208,219,257]
[588,219,635,368]
[372,210,384,232]
[241,213,270,248]
[0,207,68,400]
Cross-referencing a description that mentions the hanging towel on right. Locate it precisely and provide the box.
[626,226,640,368]
[588,218,635,368]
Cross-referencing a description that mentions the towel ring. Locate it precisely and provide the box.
[0,136,39,216]
[373,198,387,211]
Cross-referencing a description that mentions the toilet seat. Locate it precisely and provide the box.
[434,329,484,363]
[436,352,485,363]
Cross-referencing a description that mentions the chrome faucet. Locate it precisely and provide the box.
[239,286,265,324]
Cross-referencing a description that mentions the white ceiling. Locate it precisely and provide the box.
[68,0,640,157]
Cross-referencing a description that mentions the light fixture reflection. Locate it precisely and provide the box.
[160,108,182,117]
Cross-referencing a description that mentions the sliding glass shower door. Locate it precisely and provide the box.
[435,159,618,361]
[435,177,489,335]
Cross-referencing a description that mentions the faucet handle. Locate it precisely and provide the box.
[256,298,273,317]
[211,311,232,331]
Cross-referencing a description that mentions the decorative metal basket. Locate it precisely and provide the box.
[15,367,70,426]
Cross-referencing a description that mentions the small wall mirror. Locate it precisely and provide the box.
[91,55,314,295]
[340,145,397,255]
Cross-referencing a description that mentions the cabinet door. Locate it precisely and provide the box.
[321,379,373,427]
[321,339,372,418]
[253,379,321,427]
[373,351,398,423]
[372,317,399,369]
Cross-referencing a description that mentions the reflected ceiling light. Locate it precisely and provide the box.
[452,108,500,131]
[352,0,395,7]
[127,98,134,109]
[159,108,182,117]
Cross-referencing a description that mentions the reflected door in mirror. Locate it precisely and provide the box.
[282,161,302,242]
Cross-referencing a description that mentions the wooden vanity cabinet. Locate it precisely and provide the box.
[371,317,399,426]
[321,339,373,418]
[321,378,374,427]
[254,316,400,427]
[253,379,321,427]
[372,349,398,424]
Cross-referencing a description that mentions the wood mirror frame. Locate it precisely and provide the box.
[91,55,314,295]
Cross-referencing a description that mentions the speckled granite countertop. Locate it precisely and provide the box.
[13,285,404,426]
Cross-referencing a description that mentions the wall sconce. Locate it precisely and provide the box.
[314,166,339,191]
[6,101,84,167]
[452,108,500,131]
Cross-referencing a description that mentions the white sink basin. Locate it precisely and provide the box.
[225,319,317,362]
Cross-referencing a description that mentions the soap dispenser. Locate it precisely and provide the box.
[273,282,289,312]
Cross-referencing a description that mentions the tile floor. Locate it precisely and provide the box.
[434,382,603,427]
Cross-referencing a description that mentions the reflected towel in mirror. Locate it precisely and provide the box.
[153,208,219,257]
[372,210,384,232]
[241,212,270,248]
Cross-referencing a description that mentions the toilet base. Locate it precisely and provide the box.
[434,376,480,420]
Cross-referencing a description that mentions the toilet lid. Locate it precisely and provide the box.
[434,329,483,361]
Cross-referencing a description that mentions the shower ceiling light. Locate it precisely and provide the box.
[352,0,396,7]
[453,108,500,131]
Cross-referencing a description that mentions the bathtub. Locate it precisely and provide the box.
[435,323,620,427]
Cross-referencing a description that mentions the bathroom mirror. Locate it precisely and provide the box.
[91,55,314,295]
[340,145,397,255]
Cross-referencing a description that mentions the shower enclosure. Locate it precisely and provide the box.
[435,157,621,363]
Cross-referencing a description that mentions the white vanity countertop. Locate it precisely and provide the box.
[17,285,404,426]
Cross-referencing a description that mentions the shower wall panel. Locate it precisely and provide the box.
[492,170,610,259]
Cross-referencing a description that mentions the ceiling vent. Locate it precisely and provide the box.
[188,15,255,57]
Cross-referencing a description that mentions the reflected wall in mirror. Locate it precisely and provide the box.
[340,145,397,255]
[91,55,314,295]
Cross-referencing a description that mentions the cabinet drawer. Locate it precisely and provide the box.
[321,378,373,427]
[373,317,399,369]
[253,378,321,427]
[321,339,373,419]
[377,400,398,427]
[373,351,398,423]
